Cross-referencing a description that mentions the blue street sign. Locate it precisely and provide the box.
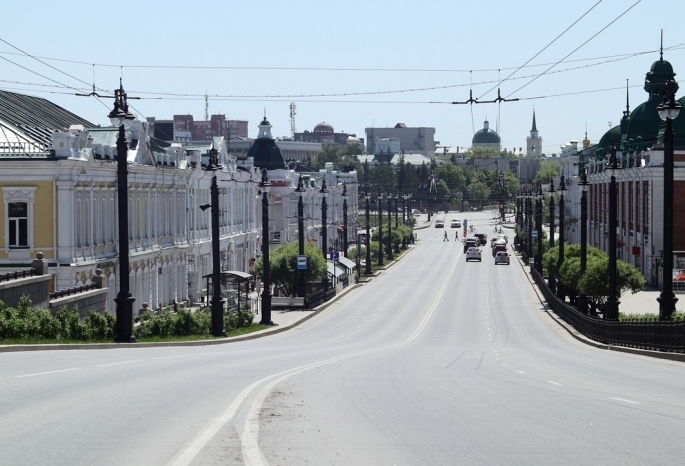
[330,251,340,262]
[297,255,307,270]
[532,230,538,240]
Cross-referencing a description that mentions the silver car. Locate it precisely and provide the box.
[494,251,510,265]
[465,247,482,262]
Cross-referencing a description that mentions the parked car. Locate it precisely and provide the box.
[492,242,507,257]
[466,247,482,262]
[494,251,510,265]
[474,233,488,246]
[450,218,461,228]
[435,220,445,228]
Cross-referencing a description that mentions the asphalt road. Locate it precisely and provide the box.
[2,210,685,465]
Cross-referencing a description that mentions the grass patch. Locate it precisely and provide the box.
[619,311,685,322]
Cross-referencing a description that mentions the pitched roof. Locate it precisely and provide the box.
[0,90,95,159]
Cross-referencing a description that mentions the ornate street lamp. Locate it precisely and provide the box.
[557,173,568,302]
[548,178,556,293]
[259,168,273,325]
[606,146,620,320]
[402,192,411,247]
[109,80,137,343]
[377,190,384,266]
[657,79,681,320]
[387,192,394,260]
[526,187,533,262]
[394,193,399,229]
[342,183,348,255]
[295,175,307,299]
[578,161,590,314]
[364,186,372,275]
[535,182,543,274]
[199,147,227,337]
[320,177,329,258]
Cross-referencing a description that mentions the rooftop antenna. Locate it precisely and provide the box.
[625,79,630,116]
[289,102,297,138]
[204,92,209,121]
[608,121,613,129]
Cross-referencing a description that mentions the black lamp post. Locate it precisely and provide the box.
[342,183,348,255]
[657,79,681,320]
[364,186,372,275]
[377,190,384,266]
[578,163,590,314]
[526,187,533,262]
[535,183,543,274]
[557,174,567,302]
[295,175,307,299]
[402,192,411,248]
[109,81,137,343]
[394,193,399,229]
[320,178,329,258]
[259,168,273,325]
[386,192,394,260]
[548,178,556,293]
[606,146,620,320]
[199,148,227,337]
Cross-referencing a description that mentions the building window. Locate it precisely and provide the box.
[3,187,37,253]
[8,202,28,247]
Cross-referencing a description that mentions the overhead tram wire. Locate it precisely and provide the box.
[477,0,603,101]
[506,0,643,99]
[2,44,681,73]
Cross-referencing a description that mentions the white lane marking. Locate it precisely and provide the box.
[501,364,507,366]
[154,355,192,360]
[516,370,526,374]
[202,352,228,355]
[612,397,640,405]
[547,381,562,386]
[16,368,80,378]
[96,360,142,367]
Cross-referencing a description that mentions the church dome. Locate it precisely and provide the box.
[313,122,334,134]
[645,57,678,97]
[472,120,500,144]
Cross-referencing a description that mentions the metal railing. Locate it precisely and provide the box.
[49,283,99,300]
[0,268,37,283]
[530,268,685,353]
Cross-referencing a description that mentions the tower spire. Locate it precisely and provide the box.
[660,29,663,61]
[531,109,538,132]
[625,79,630,116]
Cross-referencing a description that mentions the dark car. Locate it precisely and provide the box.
[463,237,478,253]
[474,233,488,246]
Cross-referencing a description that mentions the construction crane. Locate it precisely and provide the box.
[289,102,297,138]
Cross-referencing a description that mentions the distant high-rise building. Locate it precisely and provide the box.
[146,114,248,142]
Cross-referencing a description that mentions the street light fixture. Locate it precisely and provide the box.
[109,80,137,343]
[557,173,568,302]
[377,190,384,266]
[320,177,329,258]
[548,178,556,293]
[199,147,227,337]
[578,160,590,314]
[295,175,307,300]
[259,168,273,325]
[657,79,681,320]
[526,187,533,263]
[364,186,372,275]
[535,182,543,274]
[606,146,620,320]
[342,183,348,255]
[387,192,394,260]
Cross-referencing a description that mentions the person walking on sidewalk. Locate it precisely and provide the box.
[455,230,459,241]
[443,231,449,241]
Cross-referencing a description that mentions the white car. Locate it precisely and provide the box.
[450,218,461,228]
[465,247,482,262]
[494,251,510,265]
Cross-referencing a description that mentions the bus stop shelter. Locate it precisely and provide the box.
[203,271,252,313]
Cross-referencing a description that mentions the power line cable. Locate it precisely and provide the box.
[506,0,643,99]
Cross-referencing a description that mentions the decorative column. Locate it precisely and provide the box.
[606,146,620,320]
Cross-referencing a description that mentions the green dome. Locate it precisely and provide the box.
[645,58,678,97]
[597,125,621,152]
[472,120,500,144]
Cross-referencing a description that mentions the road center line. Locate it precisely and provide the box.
[154,355,192,360]
[16,368,80,378]
[547,381,562,386]
[96,360,142,367]
[611,397,640,405]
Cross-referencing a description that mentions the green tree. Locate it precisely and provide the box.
[313,143,343,169]
[467,181,491,208]
[253,241,326,296]
[533,159,560,185]
[463,146,500,158]
[578,258,646,316]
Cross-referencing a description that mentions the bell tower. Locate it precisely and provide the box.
[526,110,542,156]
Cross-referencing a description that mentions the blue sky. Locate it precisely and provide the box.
[1,0,683,154]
